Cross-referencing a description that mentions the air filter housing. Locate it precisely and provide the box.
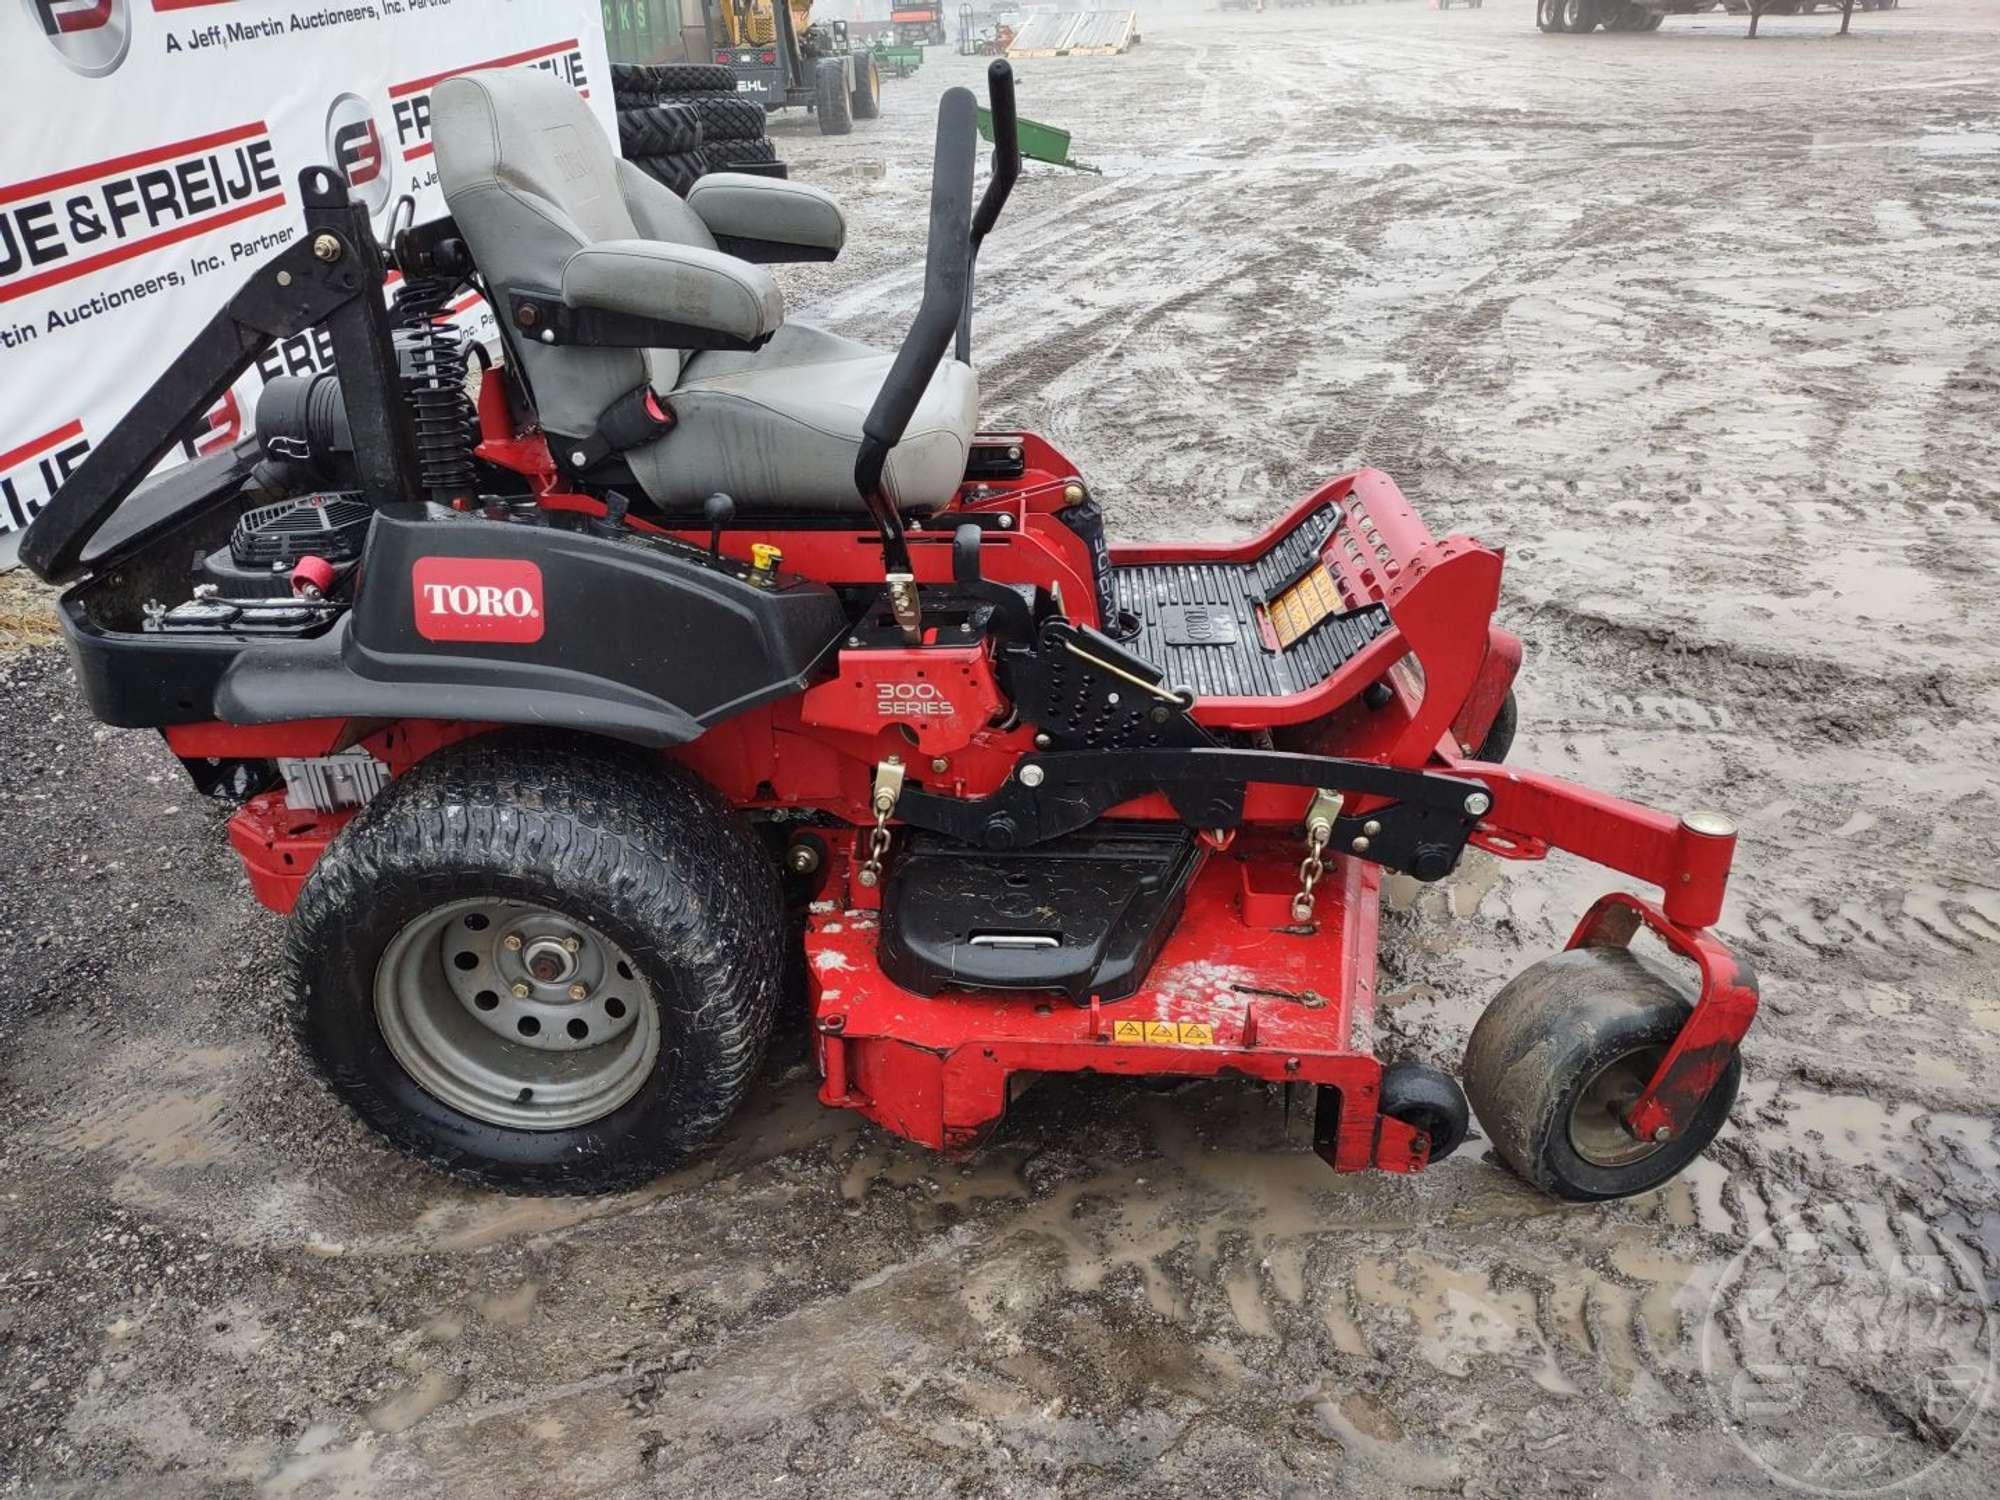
[230,491,373,567]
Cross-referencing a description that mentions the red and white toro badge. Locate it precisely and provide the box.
[411,558,546,644]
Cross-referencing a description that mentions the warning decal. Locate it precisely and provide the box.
[1111,1019,1215,1046]
[1262,563,1346,648]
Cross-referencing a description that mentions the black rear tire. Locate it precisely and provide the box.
[814,57,853,136]
[851,56,881,121]
[1463,947,1742,1202]
[680,93,769,144]
[646,63,739,96]
[286,735,784,1194]
[638,150,709,197]
[617,103,703,158]
[1474,689,1518,764]
[704,138,779,169]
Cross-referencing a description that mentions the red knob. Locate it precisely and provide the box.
[291,555,336,598]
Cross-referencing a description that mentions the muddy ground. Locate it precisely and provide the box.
[4,1,1999,1494]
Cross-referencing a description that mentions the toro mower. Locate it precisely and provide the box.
[20,63,1756,1200]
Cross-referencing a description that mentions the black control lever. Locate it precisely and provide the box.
[952,523,1034,643]
[704,492,735,561]
[957,60,1021,365]
[854,85,977,588]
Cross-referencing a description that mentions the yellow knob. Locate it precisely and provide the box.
[749,542,783,574]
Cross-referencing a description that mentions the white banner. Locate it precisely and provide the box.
[1,0,615,566]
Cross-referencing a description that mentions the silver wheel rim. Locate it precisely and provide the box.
[374,898,660,1131]
[1567,1045,1669,1168]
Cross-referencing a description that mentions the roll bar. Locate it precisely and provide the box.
[20,169,418,583]
[853,63,1020,578]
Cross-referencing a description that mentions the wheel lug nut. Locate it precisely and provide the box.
[563,935,581,953]
[568,982,589,1001]
[511,981,531,998]
[502,933,523,951]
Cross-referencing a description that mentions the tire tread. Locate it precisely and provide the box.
[284,734,782,1195]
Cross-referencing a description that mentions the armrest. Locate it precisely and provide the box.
[685,174,846,264]
[559,239,783,345]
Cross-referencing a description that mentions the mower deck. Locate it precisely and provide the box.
[805,845,1426,1172]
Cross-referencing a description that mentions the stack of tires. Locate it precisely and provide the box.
[1537,0,1664,28]
[611,63,785,197]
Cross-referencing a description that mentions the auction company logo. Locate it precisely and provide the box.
[1699,1202,1994,1493]
[324,93,391,216]
[23,0,131,76]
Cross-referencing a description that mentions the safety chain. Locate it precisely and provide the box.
[1291,789,1345,923]
[856,756,906,890]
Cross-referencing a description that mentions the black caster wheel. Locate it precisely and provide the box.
[1380,1060,1471,1163]
[1474,689,1517,764]
[1464,947,1742,1201]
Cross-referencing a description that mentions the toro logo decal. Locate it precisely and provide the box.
[25,0,131,78]
[412,558,544,644]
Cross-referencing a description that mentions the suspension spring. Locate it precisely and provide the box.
[391,273,478,506]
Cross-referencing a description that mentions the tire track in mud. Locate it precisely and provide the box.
[1499,598,2000,989]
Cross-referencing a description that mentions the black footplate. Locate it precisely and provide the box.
[879,824,1201,1003]
[1112,503,1391,699]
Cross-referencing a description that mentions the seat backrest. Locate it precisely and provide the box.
[433,69,717,439]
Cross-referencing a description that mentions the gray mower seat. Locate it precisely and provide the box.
[432,69,977,513]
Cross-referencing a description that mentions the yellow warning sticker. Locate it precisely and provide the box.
[1112,1019,1216,1045]
[1264,564,1346,648]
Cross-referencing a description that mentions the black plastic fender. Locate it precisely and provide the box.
[212,506,847,745]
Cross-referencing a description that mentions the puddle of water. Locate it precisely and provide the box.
[256,1428,377,1498]
[1352,1253,1580,1397]
[1321,1298,1370,1357]
[1311,1390,1459,1488]
[1918,131,2000,158]
[477,1281,540,1328]
[1224,1269,1277,1337]
[422,1075,858,1254]
[366,1369,463,1434]
[55,1046,246,1169]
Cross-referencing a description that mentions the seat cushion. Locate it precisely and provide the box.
[626,324,978,514]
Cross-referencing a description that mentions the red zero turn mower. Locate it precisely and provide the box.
[21,64,1757,1198]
